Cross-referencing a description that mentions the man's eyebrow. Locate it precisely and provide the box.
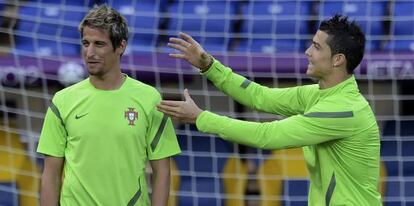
[312,40,321,47]
[81,40,106,44]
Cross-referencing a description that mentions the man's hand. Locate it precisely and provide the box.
[168,32,213,71]
[156,89,203,124]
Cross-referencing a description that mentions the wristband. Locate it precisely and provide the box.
[199,55,214,73]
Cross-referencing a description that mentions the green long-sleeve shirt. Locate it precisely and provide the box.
[196,59,382,206]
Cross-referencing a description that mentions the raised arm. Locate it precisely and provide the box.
[40,156,64,206]
[168,32,213,72]
[202,60,314,116]
[168,33,312,116]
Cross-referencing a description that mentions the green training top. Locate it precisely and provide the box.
[196,60,381,206]
[37,75,181,206]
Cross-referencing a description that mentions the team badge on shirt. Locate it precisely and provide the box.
[124,108,138,126]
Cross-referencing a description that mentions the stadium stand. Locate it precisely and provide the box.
[170,125,247,206]
[384,1,414,51]
[1,0,414,205]
[14,2,83,56]
[166,1,237,52]
[0,3,5,26]
[235,1,312,53]
[318,0,388,51]
[0,104,39,206]
[258,148,308,206]
[112,0,161,54]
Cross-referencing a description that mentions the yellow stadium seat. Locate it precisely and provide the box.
[0,120,40,206]
[222,156,248,206]
[168,158,180,206]
[258,148,308,206]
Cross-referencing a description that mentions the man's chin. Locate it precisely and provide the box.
[86,67,98,75]
[87,70,95,75]
[306,69,318,80]
[87,71,101,77]
[306,68,313,76]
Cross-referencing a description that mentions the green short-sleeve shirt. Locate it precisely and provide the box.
[37,76,181,206]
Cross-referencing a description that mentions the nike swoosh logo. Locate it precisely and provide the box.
[75,113,88,119]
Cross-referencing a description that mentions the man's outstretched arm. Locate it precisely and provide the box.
[168,32,309,116]
[157,90,350,149]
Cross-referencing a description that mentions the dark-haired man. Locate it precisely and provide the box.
[157,15,381,205]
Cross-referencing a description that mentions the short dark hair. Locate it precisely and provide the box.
[319,14,365,74]
[79,5,128,52]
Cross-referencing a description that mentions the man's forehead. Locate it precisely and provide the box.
[82,26,110,39]
[313,30,329,45]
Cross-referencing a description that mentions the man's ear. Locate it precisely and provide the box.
[116,39,127,55]
[332,53,346,68]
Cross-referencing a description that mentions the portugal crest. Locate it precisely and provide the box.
[124,108,138,126]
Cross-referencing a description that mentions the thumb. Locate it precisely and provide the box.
[183,89,193,102]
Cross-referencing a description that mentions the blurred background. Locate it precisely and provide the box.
[0,0,413,205]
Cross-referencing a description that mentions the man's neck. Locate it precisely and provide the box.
[319,72,352,90]
[90,71,125,90]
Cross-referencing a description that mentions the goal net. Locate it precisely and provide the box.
[0,0,413,205]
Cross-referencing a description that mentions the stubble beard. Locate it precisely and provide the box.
[87,66,104,77]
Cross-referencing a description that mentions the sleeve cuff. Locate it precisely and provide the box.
[196,110,221,133]
[36,149,65,158]
[201,59,229,80]
[196,110,230,136]
[195,110,209,132]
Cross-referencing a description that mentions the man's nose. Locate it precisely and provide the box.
[85,45,96,58]
[305,46,311,57]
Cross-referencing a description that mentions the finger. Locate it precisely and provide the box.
[179,32,198,45]
[183,89,193,103]
[169,37,191,48]
[169,53,186,59]
[158,109,178,119]
[167,42,187,53]
[156,104,180,116]
[171,116,180,122]
[156,104,174,112]
[159,100,184,107]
